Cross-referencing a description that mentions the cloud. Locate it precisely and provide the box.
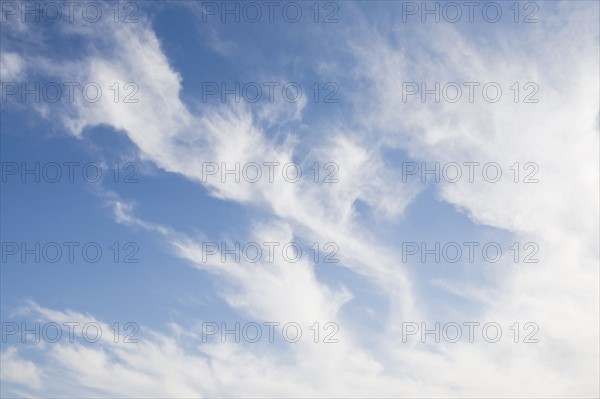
[0,347,44,391]
[0,52,25,81]
[342,1,599,394]
[1,1,598,397]
[7,9,420,306]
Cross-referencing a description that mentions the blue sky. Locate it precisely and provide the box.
[1,1,599,397]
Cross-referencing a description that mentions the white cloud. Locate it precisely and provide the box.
[343,1,599,395]
[1,347,44,391]
[0,52,25,81]
[2,1,598,397]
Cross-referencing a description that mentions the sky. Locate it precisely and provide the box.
[0,0,599,397]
